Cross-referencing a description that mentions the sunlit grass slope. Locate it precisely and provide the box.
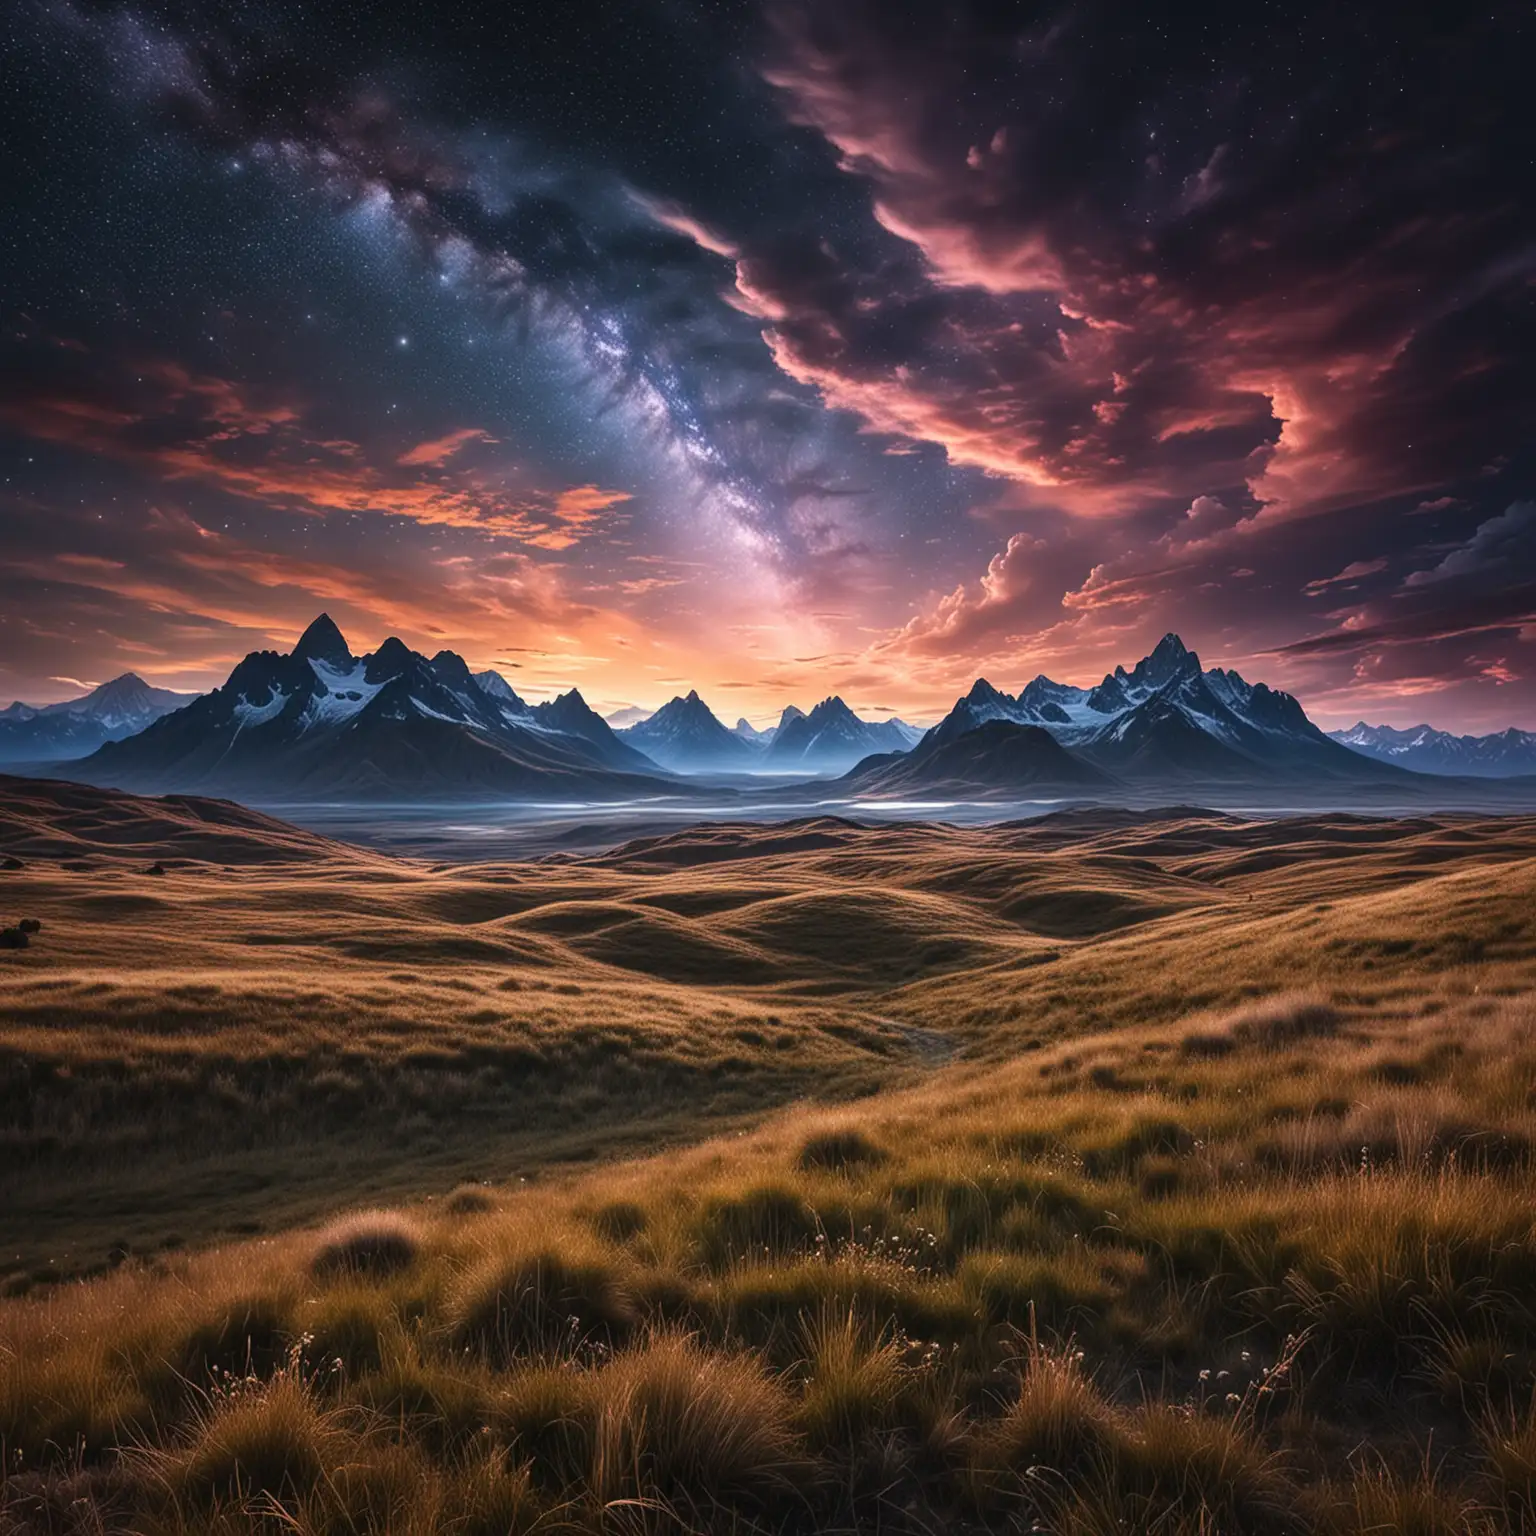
[8,984,1536,1530]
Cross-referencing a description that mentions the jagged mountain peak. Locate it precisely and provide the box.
[965,677,1012,705]
[1129,631,1201,686]
[75,623,674,797]
[474,669,524,706]
[618,688,754,771]
[292,613,353,669]
[364,636,415,683]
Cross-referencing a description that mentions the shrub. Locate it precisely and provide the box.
[798,1127,888,1173]
[450,1245,636,1362]
[17,918,40,935]
[310,1210,421,1279]
[0,928,27,950]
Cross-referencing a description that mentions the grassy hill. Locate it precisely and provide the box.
[3,776,1536,1531]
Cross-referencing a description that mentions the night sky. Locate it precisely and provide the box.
[2,0,1532,730]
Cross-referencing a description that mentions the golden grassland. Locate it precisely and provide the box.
[3,776,1536,1531]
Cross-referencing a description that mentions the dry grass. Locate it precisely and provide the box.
[3,779,1536,1528]
[310,1211,423,1279]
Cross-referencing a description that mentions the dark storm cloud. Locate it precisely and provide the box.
[752,0,1534,512]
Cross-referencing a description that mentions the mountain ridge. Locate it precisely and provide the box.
[0,673,200,763]
[73,617,680,802]
[1329,721,1536,778]
[845,633,1432,796]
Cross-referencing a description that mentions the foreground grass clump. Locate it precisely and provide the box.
[449,1237,638,1361]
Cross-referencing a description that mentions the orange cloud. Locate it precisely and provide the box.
[0,364,624,548]
[397,427,497,467]
[522,486,632,550]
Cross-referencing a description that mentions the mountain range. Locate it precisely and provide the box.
[27,617,1535,806]
[0,674,199,763]
[75,615,674,800]
[844,634,1431,796]
[760,698,921,771]
[1327,722,1536,778]
[616,693,920,774]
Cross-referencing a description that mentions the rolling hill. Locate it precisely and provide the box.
[4,775,1536,1531]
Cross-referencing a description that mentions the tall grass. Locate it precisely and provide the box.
[7,986,1536,1528]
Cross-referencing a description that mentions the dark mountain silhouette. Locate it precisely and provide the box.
[530,689,658,773]
[844,720,1110,796]
[291,612,353,669]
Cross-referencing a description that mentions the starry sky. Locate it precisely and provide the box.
[2,0,1533,731]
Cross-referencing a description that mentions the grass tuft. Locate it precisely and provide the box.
[310,1208,422,1279]
[449,1240,637,1362]
[797,1126,888,1173]
[163,1367,339,1505]
[591,1331,804,1511]
[446,1184,498,1216]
